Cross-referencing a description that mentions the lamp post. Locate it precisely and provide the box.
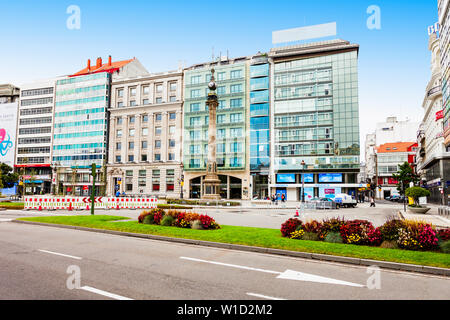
[301,160,306,203]
[91,163,97,215]
[179,163,184,200]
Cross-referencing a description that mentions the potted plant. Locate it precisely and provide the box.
[405,187,431,214]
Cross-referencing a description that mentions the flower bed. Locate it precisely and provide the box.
[138,209,220,230]
[281,216,450,254]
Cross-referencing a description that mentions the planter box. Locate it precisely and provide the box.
[407,206,431,214]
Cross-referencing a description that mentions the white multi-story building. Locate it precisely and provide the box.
[438,0,450,148]
[15,79,59,194]
[416,31,450,205]
[365,117,420,185]
[107,70,184,198]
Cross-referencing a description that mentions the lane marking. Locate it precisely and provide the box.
[80,286,133,300]
[0,219,13,222]
[247,293,286,300]
[181,256,364,287]
[38,249,82,260]
[180,257,281,275]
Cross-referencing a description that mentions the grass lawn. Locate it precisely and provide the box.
[0,202,24,210]
[17,215,450,269]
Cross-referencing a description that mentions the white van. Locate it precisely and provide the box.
[334,193,357,208]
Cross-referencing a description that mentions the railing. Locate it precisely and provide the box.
[438,206,450,217]
[427,86,441,97]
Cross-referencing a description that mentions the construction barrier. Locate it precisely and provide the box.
[24,196,158,211]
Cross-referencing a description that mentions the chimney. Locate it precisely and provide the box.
[87,59,91,71]
[96,57,102,68]
[108,55,112,67]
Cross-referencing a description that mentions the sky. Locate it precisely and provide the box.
[0,0,439,161]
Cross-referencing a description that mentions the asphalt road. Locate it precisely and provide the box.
[0,221,448,300]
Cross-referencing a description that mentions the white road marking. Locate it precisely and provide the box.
[0,219,13,222]
[80,286,133,300]
[181,256,364,287]
[277,270,365,287]
[180,257,281,275]
[247,293,286,300]
[38,249,82,260]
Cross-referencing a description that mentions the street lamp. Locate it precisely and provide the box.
[301,160,306,203]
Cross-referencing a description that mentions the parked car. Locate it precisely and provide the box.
[334,193,357,208]
[389,195,400,202]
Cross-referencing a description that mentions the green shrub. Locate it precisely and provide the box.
[191,220,204,230]
[302,232,320,241]
[324,232,343,244]
[143,214,155,225]
[439,240,450,253]
[380,240,399,250]
[161,215,175,227]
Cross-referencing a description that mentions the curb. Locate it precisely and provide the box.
[11,219,450,277]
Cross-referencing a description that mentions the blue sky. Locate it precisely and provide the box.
[0,0,439,159]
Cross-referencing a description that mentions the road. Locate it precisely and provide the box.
[0,220,448,300]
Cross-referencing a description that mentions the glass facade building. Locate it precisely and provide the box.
[183,62,247,171]
[269,40,360,201]
[53,73,109,169]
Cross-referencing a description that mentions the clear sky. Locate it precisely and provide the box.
[0,0,439,160]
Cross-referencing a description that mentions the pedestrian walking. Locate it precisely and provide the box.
[281,193,286,203]
[370,197,376,207]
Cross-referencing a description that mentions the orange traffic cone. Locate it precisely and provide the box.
[86,204,89,211]
[68,202,73,211]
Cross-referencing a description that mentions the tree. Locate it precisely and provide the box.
[405,187,431,207]
[392,162,419,196]
[0,163,18,189]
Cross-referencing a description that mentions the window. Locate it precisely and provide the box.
[142,127,148,136]
[142,114,148,123]
[154,154,161,161]
[169,126,176,135]
[169,112,176,120]
[230,84,243,93]
[217,129,226,139]
[116,142,121,150]
[117,118,123,125]
[190,103,201,112]
[128,155,135,162]
[156,84,163,92]
[166,169,175,192]
[230,70,242,79]
[156,97,162,104]
[190,89,201,98]
[142,141,148,149]
[143,86,150,95]
[230,113,243,123]
[230,142,243,153]
[168,153,175,161]
[191,75,201,84]
[130,88,136,96]
[217,114,226,124]
[230,98,242,108]
[129,116,135,124]
[130,100,137,107]
[155,114,162,121]
[217,143,225,153]
[115,155,121,162]
[218,100,226,109]
[141,154,148,162]
[155,127,162,135]
[217,86,226,95]
[143,99,150,105]
[155,140,161,149]
[117,102,124,108]
[117,130,122,138]
[129,142,134,150]
[169,139,175,148]
[170,96,177,102]
[129,129,135,137]
[230,128,242,137]
[190,117,201,126]
[126,170,133,177]
[217,72,225,81]
[117,89,124,97]
[170,82,177,91]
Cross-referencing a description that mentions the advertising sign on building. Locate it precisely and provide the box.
[0,102,17,167]
[436,110,444,121]
[318,173,343,183]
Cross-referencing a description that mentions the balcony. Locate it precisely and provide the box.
[427,86,441,98]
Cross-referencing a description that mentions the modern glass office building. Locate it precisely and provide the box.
[269,40,361,201]
[183,57,250,200]
[249,54,271,199]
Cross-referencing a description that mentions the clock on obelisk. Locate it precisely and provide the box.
[202,68,221,200]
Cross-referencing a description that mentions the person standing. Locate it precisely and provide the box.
[370,197,376,207]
